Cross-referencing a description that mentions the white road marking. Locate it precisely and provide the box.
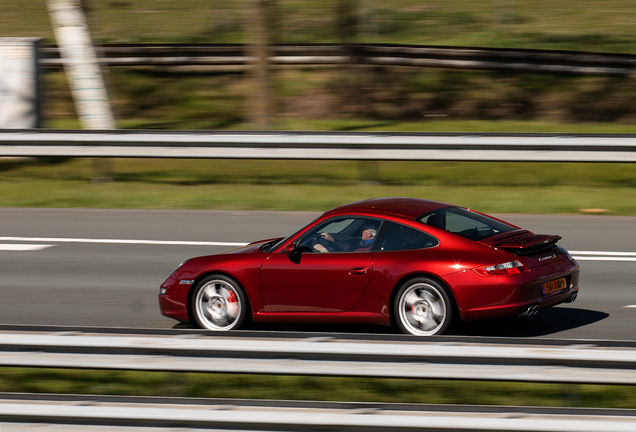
[625,305,636,308]
[570,251,636,256]
[0,237,248,247]
[570,251,636,262]
[573,257,636,261]
[0,244,54,251]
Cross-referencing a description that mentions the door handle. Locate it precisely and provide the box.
[349,267,368,275]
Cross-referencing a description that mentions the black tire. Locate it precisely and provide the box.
[393,277,454,336]
[191,275,249,331]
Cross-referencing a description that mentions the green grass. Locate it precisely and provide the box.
[45,117,636,133]
[1,368,635,408]
[7,1,636,53]
[1,158,634,214]
[276,119,636,134]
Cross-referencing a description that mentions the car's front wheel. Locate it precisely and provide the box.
[192,275,248,331]
[394,277,454,336]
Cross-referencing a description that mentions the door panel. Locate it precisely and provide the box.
[260,252,373,312]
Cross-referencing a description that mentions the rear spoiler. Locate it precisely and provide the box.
[480,230,562,255]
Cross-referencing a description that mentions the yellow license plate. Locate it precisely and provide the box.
[542,278,567,295]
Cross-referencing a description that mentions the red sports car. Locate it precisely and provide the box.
[159,198,580,336]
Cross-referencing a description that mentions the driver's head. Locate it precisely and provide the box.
[362,227,377,241]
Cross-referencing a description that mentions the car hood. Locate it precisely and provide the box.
[221,242,271,255]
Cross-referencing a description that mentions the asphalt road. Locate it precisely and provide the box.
[0,208,634,341]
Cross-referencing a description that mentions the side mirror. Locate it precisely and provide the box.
[283,242,298,255]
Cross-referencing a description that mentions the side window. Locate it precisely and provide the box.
[297,217,381,253]
[373,221,439,252]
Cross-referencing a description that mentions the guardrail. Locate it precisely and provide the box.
[2,130,636,162]
[40,43,636,75]
[2,393,636,432]
[1,329,635,385]
[2,328,636,431]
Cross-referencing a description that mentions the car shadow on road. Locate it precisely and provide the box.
[173,307,609,338]
[454,306,610,338]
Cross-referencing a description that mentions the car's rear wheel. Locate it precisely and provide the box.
[394,277,453,336]
[192,275,248,331]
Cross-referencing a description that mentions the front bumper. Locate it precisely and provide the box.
[158,276,190,322]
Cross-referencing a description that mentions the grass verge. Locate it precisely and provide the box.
[5,1,636,53]
[1,368,635,408]
[1,158,634,214]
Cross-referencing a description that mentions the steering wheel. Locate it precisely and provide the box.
[306,233,334,252]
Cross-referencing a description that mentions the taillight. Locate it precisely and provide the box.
[473,260,528,276]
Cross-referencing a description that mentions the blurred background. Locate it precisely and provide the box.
[0,0,635,213]
[5,0,636,130]
[1,0,636,417]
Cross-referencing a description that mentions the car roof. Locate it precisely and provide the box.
[323,197,454,220]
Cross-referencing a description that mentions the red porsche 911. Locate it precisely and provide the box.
[159,198,580,336]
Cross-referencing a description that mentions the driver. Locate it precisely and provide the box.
[355,227,377,251]
[313,226,377,253]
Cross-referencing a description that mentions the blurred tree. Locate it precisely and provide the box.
[494,0,516,26]
[337,0,380,182]
[79,0,92,11]
[335,0,359,105]
[245,0,275,129]
[210,0,237,34]
[337,0,356,44]
[358,0,380,38]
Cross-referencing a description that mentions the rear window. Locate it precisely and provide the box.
[373,221,439,251]
[418,207,516,241]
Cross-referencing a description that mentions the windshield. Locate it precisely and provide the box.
[262,235,293,253]
[418,207,516,241]
[261,215,322,253]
